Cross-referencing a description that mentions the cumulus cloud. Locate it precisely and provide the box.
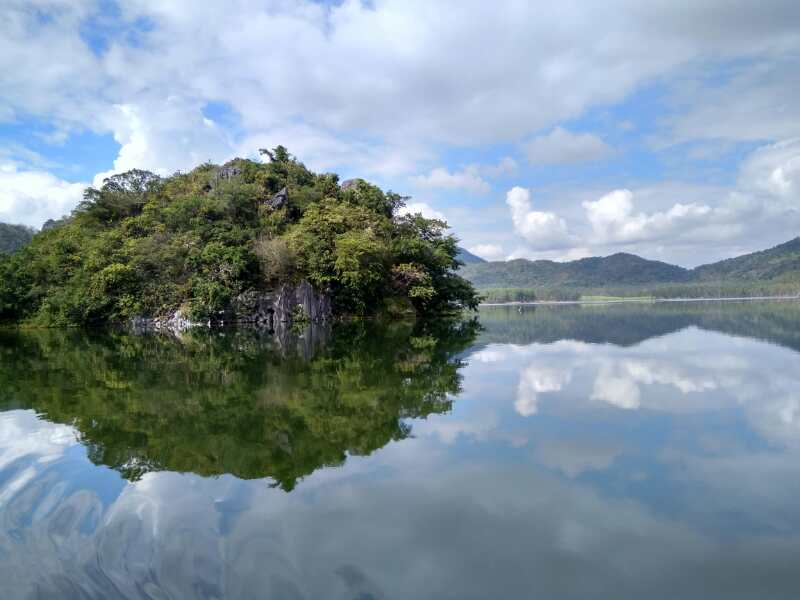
[5,0,799,166]
[396,201,447,222]
[240,125,432,178]
[583,189,712,244]
[92,99,238,187]
[737,138,800,206]
[468,244,505,261]
[412,167,490,195]
[506,187,572,250]
[3,0,800,248]
[0,164,87,227]
[524,127,614,165]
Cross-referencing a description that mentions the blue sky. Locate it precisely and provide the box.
[1,0,799,266]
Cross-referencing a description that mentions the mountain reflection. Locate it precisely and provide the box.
[476,299,800,350]
[0,319,479,490]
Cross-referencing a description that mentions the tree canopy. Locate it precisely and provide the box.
[0,149,478,326]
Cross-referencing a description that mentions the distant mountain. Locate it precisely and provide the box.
[456,247,487,264]
[461,252,689,288]
[693,237,800,282]
[0,223,34,254]
[459,237,800,293]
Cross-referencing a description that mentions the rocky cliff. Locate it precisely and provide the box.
[131,279,332,333]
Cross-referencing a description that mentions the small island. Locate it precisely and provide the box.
[0,146,479,329]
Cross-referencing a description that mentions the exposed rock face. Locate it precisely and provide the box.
[272,279,331,323]
[340,178,359,191]
[231,289,275,326]
[217,164,242,180]
[285,279,332,322]
[130,280,331,334]
[265,187,288,210]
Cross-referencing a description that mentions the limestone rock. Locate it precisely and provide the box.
[265,187,288,210]
[131,280,331,334]
[217,164,242,180]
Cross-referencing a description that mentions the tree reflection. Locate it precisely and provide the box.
[0,319,479,491]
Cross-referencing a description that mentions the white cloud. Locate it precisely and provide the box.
[583,189,712,244]
[240,125,432,178]
[524,127,614,165]
[468,244,505,261]
[3,0,800,251]
[0,163,86,227]
[412,167,490,195]
[667,59,800,145]
[92,99,238,187]
[506,187,572,250]
[5,0,799,174]
[737,138,800,206]
[506,245,593,262]
[515,364,572,417]
[478,157,518,178]
[396,201,447,222]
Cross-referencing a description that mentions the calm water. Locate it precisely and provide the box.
[2,301,800,599]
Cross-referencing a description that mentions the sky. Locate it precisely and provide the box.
[1,0,799,267]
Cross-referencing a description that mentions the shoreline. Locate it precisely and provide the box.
[479,295,800,307]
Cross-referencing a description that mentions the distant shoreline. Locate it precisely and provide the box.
[479,295,800,307]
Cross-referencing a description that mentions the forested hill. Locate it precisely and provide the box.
[0,223,34,254]
[461,252,690,288]
[460,238,800,299]
[455,247,486,265]
[0,147,479,326]
[693,237,800,281]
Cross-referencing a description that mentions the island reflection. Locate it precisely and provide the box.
[0,318,479,490]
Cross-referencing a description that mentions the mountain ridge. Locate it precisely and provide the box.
[460,237,800,294]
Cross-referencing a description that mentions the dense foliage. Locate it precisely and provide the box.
[460,241,800,301]
[0,223,34,254]
[0,318,479,490]
[0,147,478,326]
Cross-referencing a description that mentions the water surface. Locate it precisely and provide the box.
[2,301,800,599]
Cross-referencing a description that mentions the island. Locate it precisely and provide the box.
[0,147,479,328]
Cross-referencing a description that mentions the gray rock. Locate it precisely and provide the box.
[272,279,332,324]
[130,280,331,334]
[231,289,275,325]
[217,164,242,180]
[340,179,359,191]
[265,186,288,210]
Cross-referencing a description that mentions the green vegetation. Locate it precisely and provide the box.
[478,287,538,303]
[693,237,800,281]
[455,247,487,264]
[0,318,478,490]
[462,253,690,289]
[0,223,34,254]
[579,295,654,302]
[461,240,800,302]
[0,147,478,327]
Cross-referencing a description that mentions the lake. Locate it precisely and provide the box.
[2,300,800,599]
